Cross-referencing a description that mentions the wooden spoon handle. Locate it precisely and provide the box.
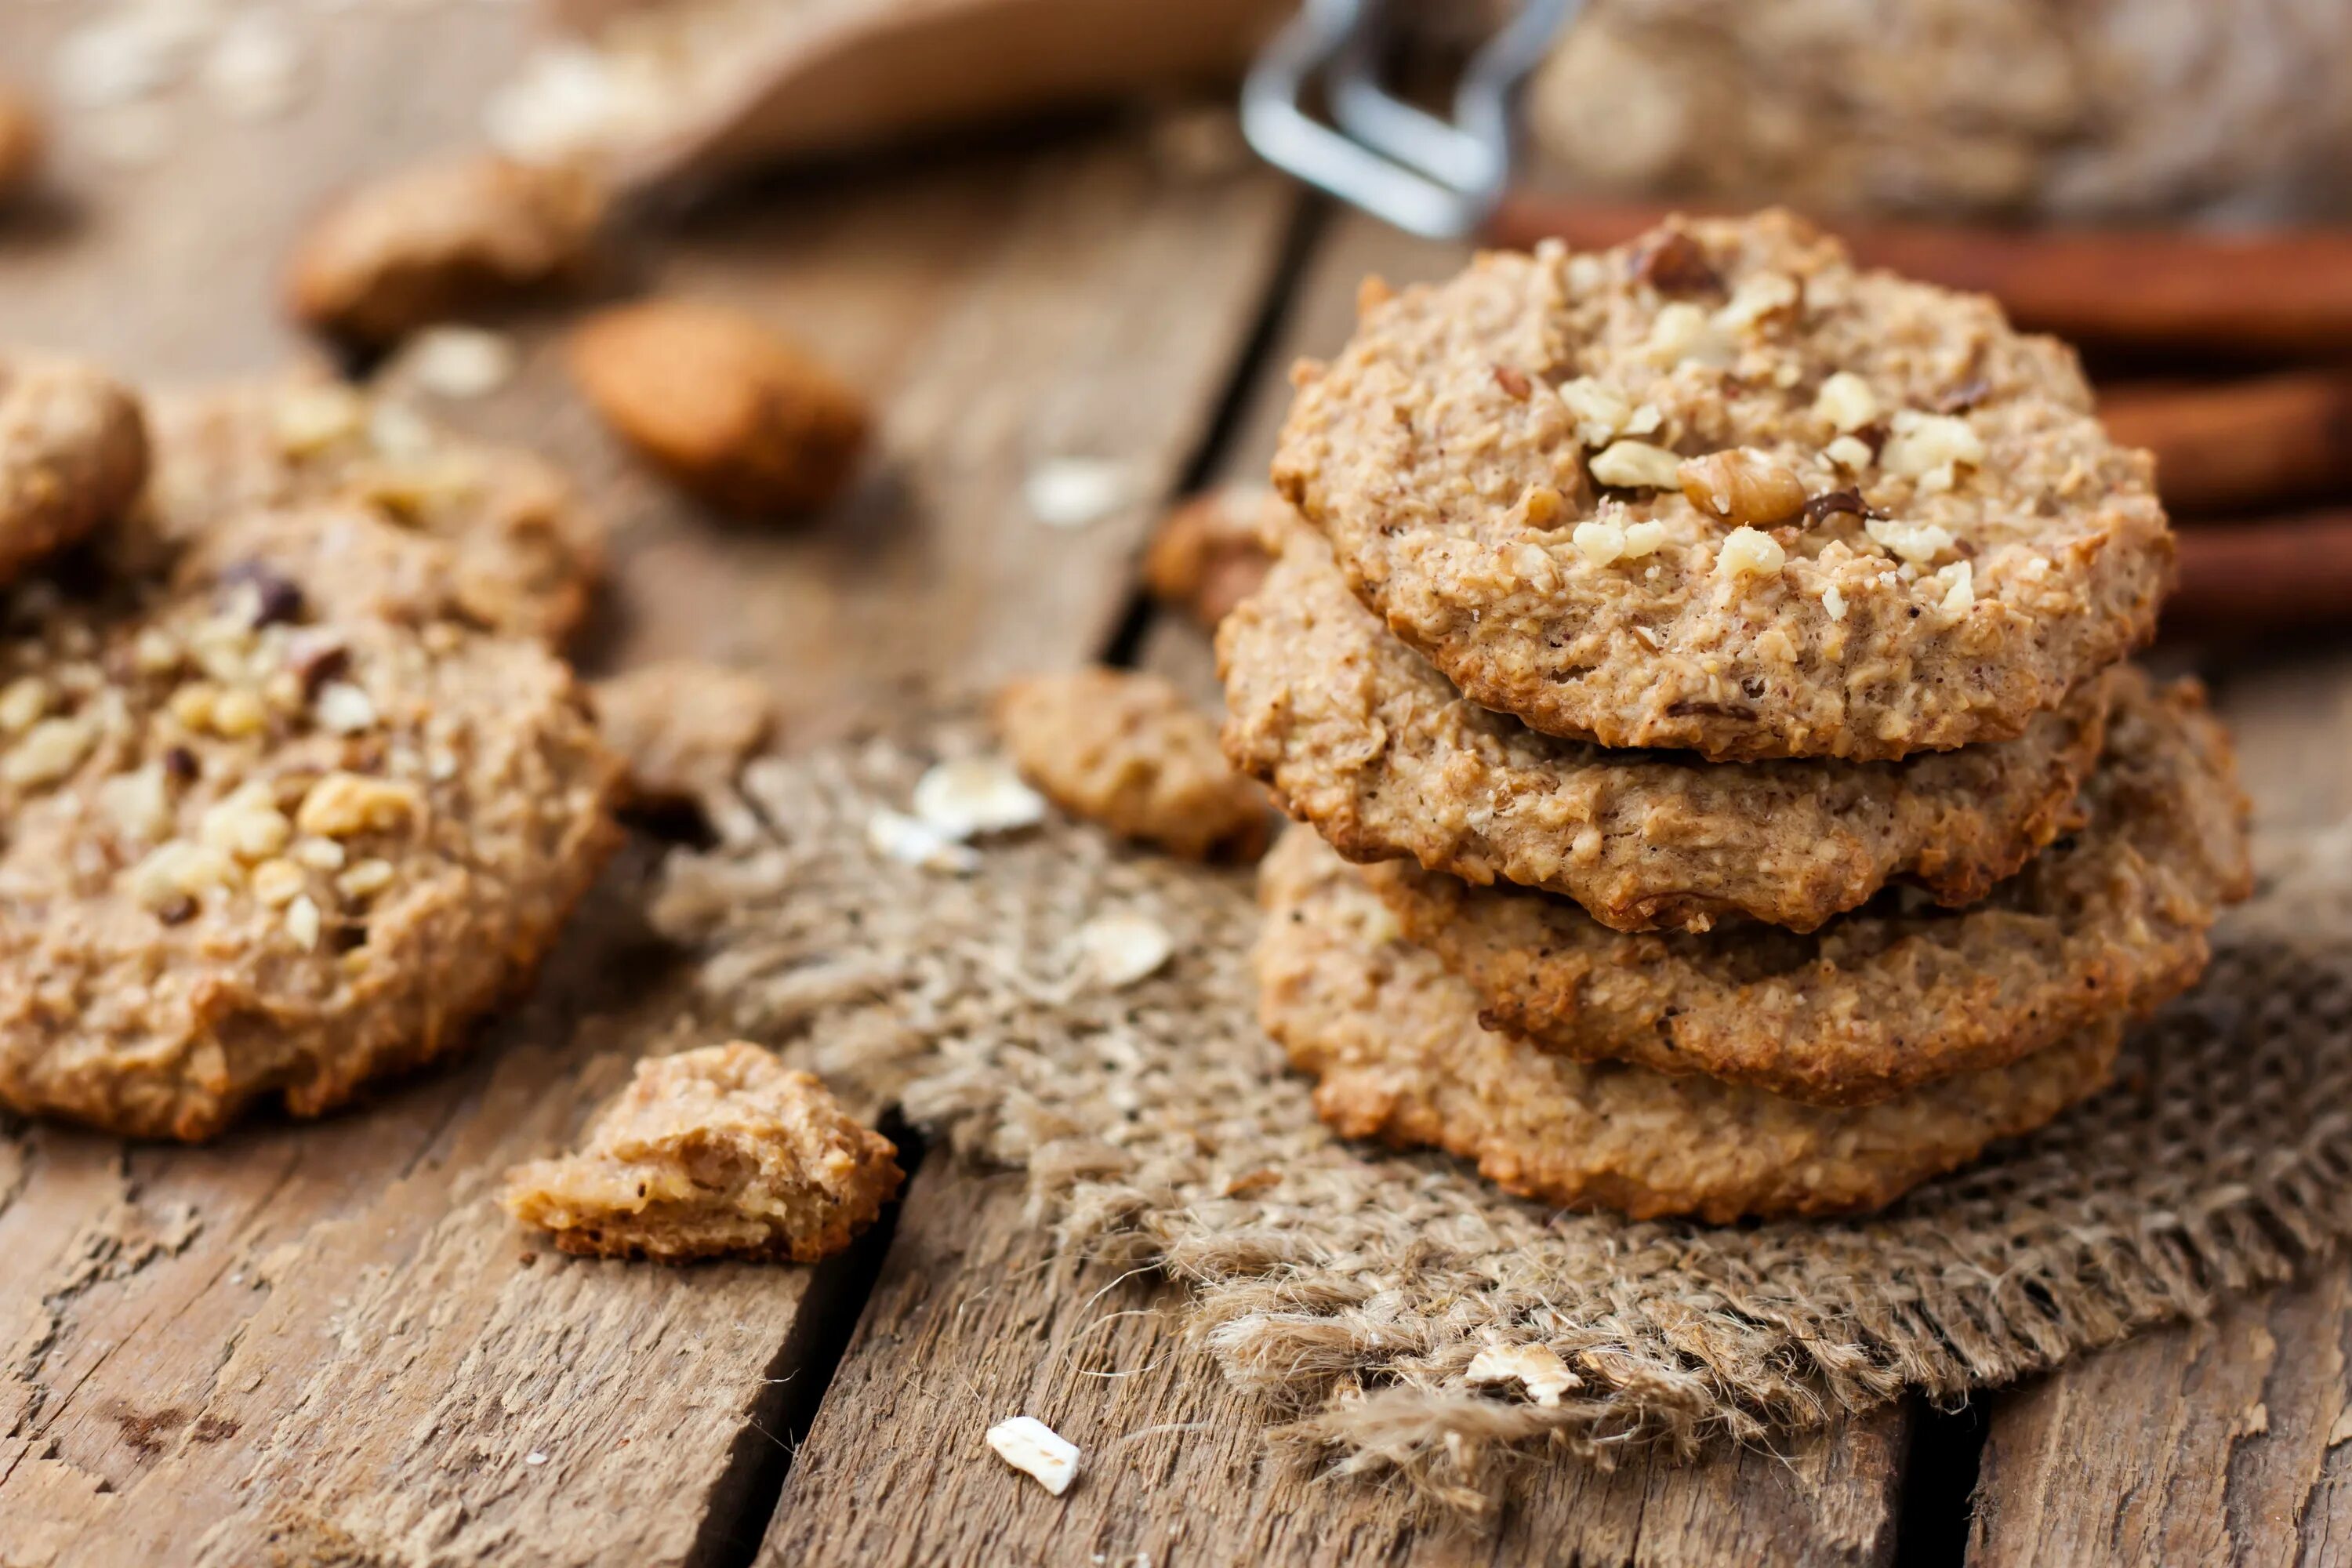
[2103,371,2352,516]
[2169,514,2352,636]
[1487,195,2352,358]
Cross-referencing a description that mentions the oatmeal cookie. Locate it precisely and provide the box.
[1221,521,2112,932]
[1273,211,2172,760]
[994,668,1269,862]
[0,514,619,1140]
[1259,828,2122,1222]
[285,154,606,346]
[502,1041,901,1263]
[1143,485,1275,626]
[1366,670,2248,1106]
[568,299,871,517]
[140,379,601,644]
[0,354,148,584]
[593,660,775,808]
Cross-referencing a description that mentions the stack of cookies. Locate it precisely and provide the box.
[1219,212,2253,1222]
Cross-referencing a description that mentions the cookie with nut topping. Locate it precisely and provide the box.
[1359,670,2247,1108]
[1221,517,2113,933]
[137,377,602,645]
[1274,210,2172,761]
[0,511,618,1139]
[0,353,147,586]
[1258,826,2125,1222]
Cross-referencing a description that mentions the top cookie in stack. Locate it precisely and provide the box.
[1221,212,2249,1222]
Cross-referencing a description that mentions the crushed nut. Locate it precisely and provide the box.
[291,835,346,871]
[127,840,242,912]
[1715,526,1786,580]
[1864,516,1958,565]
[296,771,419,837]
[211,688,269,738]
[1934,559,1975,615]
[1646,302,1733,368]
[1466,1343,1579,1406]
[1879,409,1986,480]
[5,715,96,787]
[1676,448,1806,527]
[1712,270,1798,333]
[985,1416,1080,1496]
[1620,520,1669,558]
[0,676,52,733]
[1813,371,1880,433]
[1570,519,1625,566]
[251,858,307,906]
[336,858,395,898]
[1824,434,1876,472]
[1588,440,1682,491]
[97,765,172,840]
[285,894,322,949]
[1822,583,1849,622]
[1629,230,1722,296]
[1557,376,1632,447]
[314,681,377,734]
[200,782,295,861]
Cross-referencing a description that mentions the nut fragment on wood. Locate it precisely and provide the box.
[593,660,775,809]
[501,1041,902,1264]
[1142,485,1275,625]
[569,298,871,517]
[0,352,149,585]
[0,85,44,201]
[994,666,1269,862]
[985,1416,1080,1496]
[285,154,607,346]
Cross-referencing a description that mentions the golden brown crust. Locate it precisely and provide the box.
[502,1041,902,1264]
[1259,827,2122,1222]
[285,154,605,346]
[1219,518,2112,932]
[593,660,775,809]
[568,299,870,517]
[0,511,620,1140]
[1143,485,1275,626]
[1366,670,2249,1107]
[0,354,148,584]
[994,668,1269,862]
[139,378,603,646]
[1274,210,2173,760]
[0,86,43,201]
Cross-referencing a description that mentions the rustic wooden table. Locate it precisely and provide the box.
[3,9,2350,1564]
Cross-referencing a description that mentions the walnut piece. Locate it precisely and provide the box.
[502,1041,902,1264]
[1678,448,1807,527]
[993,667,1268,862]
[569,298,870,517]
[285,154,606,346]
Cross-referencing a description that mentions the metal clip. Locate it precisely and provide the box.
[1241,0,1577,239]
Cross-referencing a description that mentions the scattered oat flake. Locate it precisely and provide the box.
[202,16,304,121]
[1076,912,1173,988]
[1025,458,1143,528]
[1465,1343,1578,1406]
[401,325,518,400]
[909,755,1045,840]
[986,1415,1079,1495]
[866,808,979,874]
[524,1450,548,1466]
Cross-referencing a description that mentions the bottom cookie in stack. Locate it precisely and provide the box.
[1254,670,2252,1221]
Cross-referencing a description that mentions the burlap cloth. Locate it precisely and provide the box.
[649,727,2352,1506]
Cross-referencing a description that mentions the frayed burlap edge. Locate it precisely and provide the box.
[648,724,2352,1511]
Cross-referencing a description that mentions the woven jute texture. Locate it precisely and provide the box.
[649,728,2352,1507]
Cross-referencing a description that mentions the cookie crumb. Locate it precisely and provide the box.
[1588,439,1682,491]
[593,661,774,809]
[569,299,870,517]
[986,1416,1080,1496]
[501,1042,902,1264]
[1142,486,1274,625]
[285,154,606,346]
[995,668,1268,862]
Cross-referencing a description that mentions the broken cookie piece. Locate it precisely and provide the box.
[285,154,607,346]
[0,353,148,586]
[993,667,1269,862]
[0,85,42,202]
[502,1041,902,1263]
[593,660,775,809]
[1142,484,1274,626]
[568,298,871,517]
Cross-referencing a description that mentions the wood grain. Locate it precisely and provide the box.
[0,9,1301,1553]
[2102,371,2352,517]
[760,209,1911,1568]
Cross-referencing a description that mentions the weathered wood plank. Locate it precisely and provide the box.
[0,13,1301,1552]
[1967,650,2352,1568]
[761,209,1911,1568]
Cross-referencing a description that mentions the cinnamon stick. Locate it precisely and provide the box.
[2167,513,2352,637]
[1487,195,2352,358]
[2103,371,2352,516]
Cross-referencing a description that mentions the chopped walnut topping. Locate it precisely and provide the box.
[314,681,376,734]
[285,893,322,949]
[1865,516,1958,565]
[1629,230,1722,296]
[1935,560,1976,615]
[1880,409,1986,480]
[1712,270,1798,333]
[127,840,243,912]
[1588,440,1682,491]
[1620,520,1668,558]
[97,765,172,840]
[1677,448,1806,527]
[1557,376,1632,447]
[1571,519,1626,566]
[1646,302,1733,368]
[1715,526,1785,579]
[199,781,294,861]
[337,857,395,898]
[1824,434,1875,472]
[5,716,95,787]
[1821,583,1849,622]
[0,676,52,733]
[251,858,307,906]
[1813,371,1880,433]
[296,771,419,837]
